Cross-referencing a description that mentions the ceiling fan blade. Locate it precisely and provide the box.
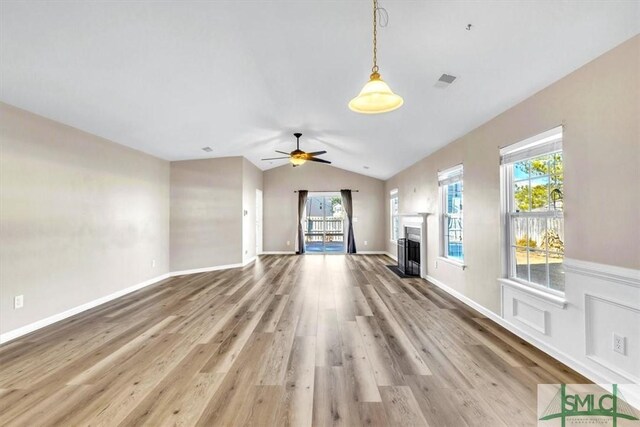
[307,157,332,164]
[261,156,290,161]
[305,150,327,156]
[275,150,291,155]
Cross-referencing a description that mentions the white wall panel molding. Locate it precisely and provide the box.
[500,259,639,400]
[565,258,640,288]
[433,268,640,409]
[513,298,548,334]
[584,293,640,384]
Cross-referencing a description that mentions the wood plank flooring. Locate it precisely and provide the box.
[0,255,589,426]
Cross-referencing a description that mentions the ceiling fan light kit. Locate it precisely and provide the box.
[261,133,332,167]
[349,0,403,114]
[290,153,307,166]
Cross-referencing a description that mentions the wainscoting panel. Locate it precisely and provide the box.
[499,258,640,408]
[512,298,547,334]
[585,294,640,383]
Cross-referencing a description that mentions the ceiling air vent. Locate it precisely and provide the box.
[435,74,457,88]
[201,146,213,152]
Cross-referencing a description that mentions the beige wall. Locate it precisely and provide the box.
[263,162,385,252]
[242,158,264,262]
[0,103,170,334]
[170,157,244,271]
[385,35,640,314]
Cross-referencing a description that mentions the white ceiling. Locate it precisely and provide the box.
[2,1,638,179]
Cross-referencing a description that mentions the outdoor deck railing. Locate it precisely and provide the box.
[304,216,344,242]
[304,216,344,232]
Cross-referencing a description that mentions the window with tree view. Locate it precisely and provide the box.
[444,182,463,260]
[439,165,463,262]
[503,128,564,292]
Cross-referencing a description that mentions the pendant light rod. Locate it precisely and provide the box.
[372,0,378,75]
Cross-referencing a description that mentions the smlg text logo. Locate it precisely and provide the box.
[538,384,639,426]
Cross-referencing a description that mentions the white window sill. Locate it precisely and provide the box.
[498,278,567,308]
[437,256,466,270]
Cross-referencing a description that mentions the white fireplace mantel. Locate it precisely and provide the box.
[397,212,431,278]
[397,212,430,218]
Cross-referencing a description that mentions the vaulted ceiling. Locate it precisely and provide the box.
[2,1,638,179]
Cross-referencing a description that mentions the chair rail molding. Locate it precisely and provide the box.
[564,258,640,288]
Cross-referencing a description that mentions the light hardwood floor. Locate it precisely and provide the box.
[0,254,588,426]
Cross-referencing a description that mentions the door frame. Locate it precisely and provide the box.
[304,192,345,254]
[256,189,263,255]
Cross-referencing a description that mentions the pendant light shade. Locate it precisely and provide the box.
[349,72,403,114]
[349,0,403,114]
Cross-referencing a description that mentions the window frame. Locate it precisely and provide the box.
[438,165,464,264]
[390,189,399,242]
[501,126,565,295]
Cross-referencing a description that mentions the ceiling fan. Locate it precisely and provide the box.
[262,133,332,167]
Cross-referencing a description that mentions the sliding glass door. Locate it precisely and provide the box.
[304,194,344,253]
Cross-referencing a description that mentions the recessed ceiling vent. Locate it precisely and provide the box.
[201,146,213,152]
[435,74,457,88]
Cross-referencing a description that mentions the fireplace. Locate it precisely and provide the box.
[397,226,421,276]
[396,213,429,278]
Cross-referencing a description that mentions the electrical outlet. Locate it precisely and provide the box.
[152,259,156,268]
[14,295,24,309]
[613,334,626,355]
[286,240,290,246]
[364,240,368,246]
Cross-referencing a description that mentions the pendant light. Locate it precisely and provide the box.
[349,0,403,114]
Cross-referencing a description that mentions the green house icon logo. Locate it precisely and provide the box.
[539,384,639,426]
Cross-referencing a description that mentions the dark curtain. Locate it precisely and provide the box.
[297,190,308,254]
[341,189,357,254]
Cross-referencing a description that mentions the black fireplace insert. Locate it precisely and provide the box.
[397,228,420,276]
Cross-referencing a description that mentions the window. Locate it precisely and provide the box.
[390,189,399,242]
[438,165,463,262]
[501,126,564,293]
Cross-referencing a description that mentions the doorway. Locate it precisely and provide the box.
[304,193,344,253]
[256,189,263,255]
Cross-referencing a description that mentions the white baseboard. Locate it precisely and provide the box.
[425,275,500,320]
[170,257,255,277]
[0,272,171,344]
[1,257,259,345]
[385,252,398,261]
[261,251,391,256]
[424,274,618,389]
